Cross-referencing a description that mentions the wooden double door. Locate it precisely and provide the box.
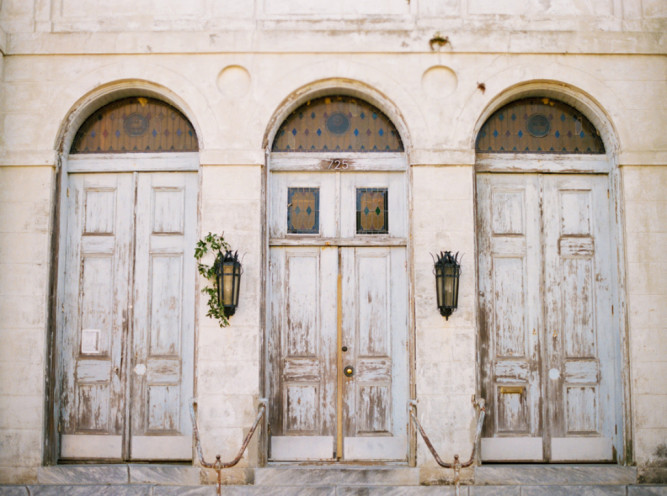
[477,173,620,462]
[57,169,196,461]
[267,167,409,461]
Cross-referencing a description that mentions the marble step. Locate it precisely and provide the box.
[1,484,665,496]
[37,464,201,485]
[475,464,638,486]
[254,465,420,486]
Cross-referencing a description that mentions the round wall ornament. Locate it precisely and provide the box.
[326,112,350,135]
[123,113,149,136]
[526,113,550,138]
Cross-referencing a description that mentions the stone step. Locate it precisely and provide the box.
[37,464,201,486]
[1,484,665,496]
[254,465,420,486]
[474,464,638,486]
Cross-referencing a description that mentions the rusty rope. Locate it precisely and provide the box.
[190,398,267,496]
[409,397,486,495]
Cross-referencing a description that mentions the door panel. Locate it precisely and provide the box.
[59,172,196,461]
[341,246,408,460]
[130,173,197,460]
[477,174,542,460]
[60,174,134,459]
[478,173,617,462]
[268,173,338,238]
[268,247,338,459]
[542,175,614,461]
[339,173,407,238]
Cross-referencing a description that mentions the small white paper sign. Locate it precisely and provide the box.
[81,329,101,354]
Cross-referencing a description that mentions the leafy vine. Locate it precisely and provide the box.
[194,232,231,328]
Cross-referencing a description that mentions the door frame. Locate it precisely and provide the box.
[51,154,200,463]
[45,86,203,465]
[473,153,630,464]
[262,151,415,464]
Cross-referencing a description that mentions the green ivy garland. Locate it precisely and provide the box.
[194,232,231,328]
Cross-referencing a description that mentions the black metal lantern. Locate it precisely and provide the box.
[216,251,242,317]
[434,251,461,320]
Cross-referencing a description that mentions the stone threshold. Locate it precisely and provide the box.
[474,464,638,486]
[37,464,201,486]
[34,463,640,487]
[0,483,665,496]
[254,465,420,486]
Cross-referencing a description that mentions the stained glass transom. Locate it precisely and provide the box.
[288,187,320,234]
[356,188,388,234]
[272,96,404,153]
[70,97,198,154]
[476,98,605,154]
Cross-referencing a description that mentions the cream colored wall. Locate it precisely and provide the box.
[0,167,53,483]
[412,165,477,483]
[196,164,263,484]
[0,0,665,484]
[622,166,667,473]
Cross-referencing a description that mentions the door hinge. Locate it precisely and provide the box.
[57,421,62,433]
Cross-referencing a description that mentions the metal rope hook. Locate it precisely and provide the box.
[409,396,486,496]
[190,398,268,496]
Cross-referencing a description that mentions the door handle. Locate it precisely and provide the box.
[344,366,354,377]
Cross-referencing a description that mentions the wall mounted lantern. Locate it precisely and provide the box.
[434,251,461,320]
[216,251,242,317]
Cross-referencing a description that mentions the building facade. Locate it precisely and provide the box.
[0,0,665,486]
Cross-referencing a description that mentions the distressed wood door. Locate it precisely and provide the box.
[60,173,134,459]
[477,173,617,462]
[340,246,408,460]
[59,171,196,461]
[542,174,616,461]
[268,245,339,459]
[130,172,197,460]
[268,168,408,461]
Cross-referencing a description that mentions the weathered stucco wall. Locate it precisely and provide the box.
[0,0,664,484]
[622,166,667,481]
[0,166,53,483]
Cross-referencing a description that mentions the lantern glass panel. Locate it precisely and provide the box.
[222,263,235,307]
[435,265,445,308]
[443,265,457,308]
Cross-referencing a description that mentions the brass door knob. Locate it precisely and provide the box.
[344,366,354,377]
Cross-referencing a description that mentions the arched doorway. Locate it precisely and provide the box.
[475,96,623,462]
[55,96,199,461]
[265,94,410,461]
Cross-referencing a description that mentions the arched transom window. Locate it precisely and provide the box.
[70,97,198,154]
[272,95,403,152]
[476,97,605,154]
